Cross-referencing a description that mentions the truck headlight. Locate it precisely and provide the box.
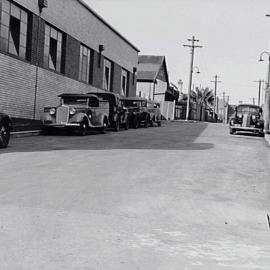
[69,108,76,115]
[251,115,257,121]
[49,108,56,115]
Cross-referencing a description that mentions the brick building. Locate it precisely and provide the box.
[0,0,139,123]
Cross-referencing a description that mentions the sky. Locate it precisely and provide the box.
[85,0,270,105]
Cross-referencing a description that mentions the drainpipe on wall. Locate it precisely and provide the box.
[33,1,47,119]
[152,79,156,101]
[33,13,40,120]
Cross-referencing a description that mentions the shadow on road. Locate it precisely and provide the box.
[1,122,214,153]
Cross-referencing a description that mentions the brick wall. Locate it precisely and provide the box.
[0,54,36,119]
[0,0,139,121]
[0,53,100,119]
[36,67,100,119]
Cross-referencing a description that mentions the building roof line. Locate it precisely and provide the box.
[78,0,140,52]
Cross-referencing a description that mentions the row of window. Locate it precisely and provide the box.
[0,0,130,96]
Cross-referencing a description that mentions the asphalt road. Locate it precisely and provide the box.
[1,121,270,270]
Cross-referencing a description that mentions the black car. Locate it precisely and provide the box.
[121,97,151,128]
[0,113,12,148]
[87,91,129,131]
[229,104,264,136]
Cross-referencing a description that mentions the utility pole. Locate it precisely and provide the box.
[210,75,221,121]
[254,80,265,106]
[183,36,202,120]
[222,92,226,102]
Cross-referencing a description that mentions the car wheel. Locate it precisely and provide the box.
[42,126,52,135]
[100,119,108,134]
[150,117,154,127]
[0,122,10,148]
[259,132,265,137]
[158,121,161,127]
[79,119,88,136]
[114,118,120,132]
[124,118,129,130]
[144,116,150,128]
[229,127,235,135]
[133,117,139,129]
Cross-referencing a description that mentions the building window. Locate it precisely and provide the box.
[44,24,63,72]
[0,0,28,59]
[103,58,112,91]
[79,44,92,83]
[121,69,129,96]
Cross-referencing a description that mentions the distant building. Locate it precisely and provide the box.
[136,55,169,102]
[0,0,139,122]
[136,55,179,120]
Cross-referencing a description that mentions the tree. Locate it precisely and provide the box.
[193,87,214,107]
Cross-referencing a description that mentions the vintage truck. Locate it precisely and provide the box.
[121,97,161,128]
[41,93,110,135]
[87,91,129,131]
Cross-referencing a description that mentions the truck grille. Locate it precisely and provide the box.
[56,106,69,124]
[242,114,251,127]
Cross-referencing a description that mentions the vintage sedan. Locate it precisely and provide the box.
[0,113,12,148]
[121,97,151,128]
[87,91,129,131]
[229,104,264,136]
[41,93,109,135]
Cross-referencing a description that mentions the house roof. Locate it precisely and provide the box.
[78,0,140,52]
[137,55,168,83]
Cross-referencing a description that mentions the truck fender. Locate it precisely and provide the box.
[70,113,89,124]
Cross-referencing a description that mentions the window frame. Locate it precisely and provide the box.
[43,23,63,73]
[78,43,93,84]
[121,68,129,97]
[0,0,29,60]
[103,58,113,91]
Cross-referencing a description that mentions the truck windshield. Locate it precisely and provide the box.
[237,106,260,113]
[62,98,88,105]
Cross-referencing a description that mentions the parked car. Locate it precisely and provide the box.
[87,91,129,131]
[41,93,109,135]
[0,113,12,148]
[146,100,162,127]
[121,97,151,128]
[229,104,264,136]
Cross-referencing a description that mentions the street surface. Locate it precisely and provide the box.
[1,121,270,270]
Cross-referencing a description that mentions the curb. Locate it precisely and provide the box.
[11,130,41,138]
[265,133,270,146]
[171,120,199,123]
